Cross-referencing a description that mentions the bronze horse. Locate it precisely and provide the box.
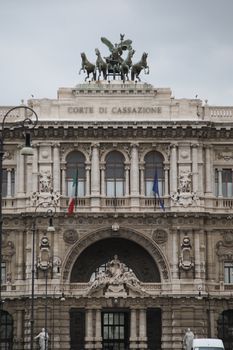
[95,48,107,80]
[79,52,96,81]
[120,49,135,82]
[131,52,149,81]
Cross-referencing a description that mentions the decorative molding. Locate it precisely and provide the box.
[179,235,194,271]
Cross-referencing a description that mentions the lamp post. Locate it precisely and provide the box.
[32,206,56,350]
[0,105,38,348]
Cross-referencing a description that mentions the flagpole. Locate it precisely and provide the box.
[74,168,79,211]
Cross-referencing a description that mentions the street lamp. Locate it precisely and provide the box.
[0,105,38,348]
[32,205,56,350]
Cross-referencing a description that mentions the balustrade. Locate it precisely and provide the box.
[209,106,233,121]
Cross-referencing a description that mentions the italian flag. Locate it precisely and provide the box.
[68,170,78,215]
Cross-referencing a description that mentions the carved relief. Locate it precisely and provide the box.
[179,170,192,192]
[171,170,199,207]
[152,229,168,244]
[3,151,13,160]
[31,170,60,207]
[37,235,52,270]
[39,170,52,192]
[179,236,194,271]
[216,149,233,161]
[86,255,146,297]
[63,230,79,244]
[2,240,15,262]
[216,230,233,261]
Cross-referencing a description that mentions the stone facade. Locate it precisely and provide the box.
[1,80,233,350]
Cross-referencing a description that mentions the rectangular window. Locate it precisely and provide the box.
[106,180,124,197]
[222,169,233,197]
[224,262,233,283]
[215,169,233,197]
[67,178,85,197]
[145,180,164,197]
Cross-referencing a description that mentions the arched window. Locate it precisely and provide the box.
[0,310,13,349]
[66,151,86,197]
[105,151,125,197]
[144,151,165,196]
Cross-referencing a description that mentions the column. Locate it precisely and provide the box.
[125,164,130,196]
[16,230,24,280]
[130,143,139,208]
[100,164,105,196]
[218,169,223,197]
[95,309,102,350]
[32,145,39,193]
[192,143,199,193]
[85,309,93,349]
[130,308,138,349]
[170,144,177,194]
[61,166,66,196]
[198,144,204,195]
[85,164,91,196]
[172,229,179,279]
[17,148,25,195]
[6,168,12,197]
[205,146,213,195]
[53,143,60,193]
[164,166,169,196]
[139,164,145,196]
[138,309,147,349]
[194,230,201,279]
[91,144,100,210]
[16,309,24,348]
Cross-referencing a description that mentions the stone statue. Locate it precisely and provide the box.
[86,255,144,295]
[39,171,52,193]
[183,328,194,350]
[34,328,49,350]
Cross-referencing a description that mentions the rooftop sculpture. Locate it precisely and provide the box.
[79,34,149,82]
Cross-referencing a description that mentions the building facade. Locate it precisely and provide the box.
[1,79,233,350]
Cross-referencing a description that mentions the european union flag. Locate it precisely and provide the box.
[152,171,165,211]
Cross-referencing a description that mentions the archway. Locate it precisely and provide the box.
[218,309,233,350]
[70,237,161,282]
[62,226,170,282]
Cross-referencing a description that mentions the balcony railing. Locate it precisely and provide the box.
[214,197,233,209]
[3,194,233,213]
[209,106,233,121]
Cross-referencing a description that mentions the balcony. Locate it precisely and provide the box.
[3,194,233,214]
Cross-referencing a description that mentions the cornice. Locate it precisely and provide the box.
[3,122,233,141]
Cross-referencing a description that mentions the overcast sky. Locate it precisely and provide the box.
[0,0,233,106]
